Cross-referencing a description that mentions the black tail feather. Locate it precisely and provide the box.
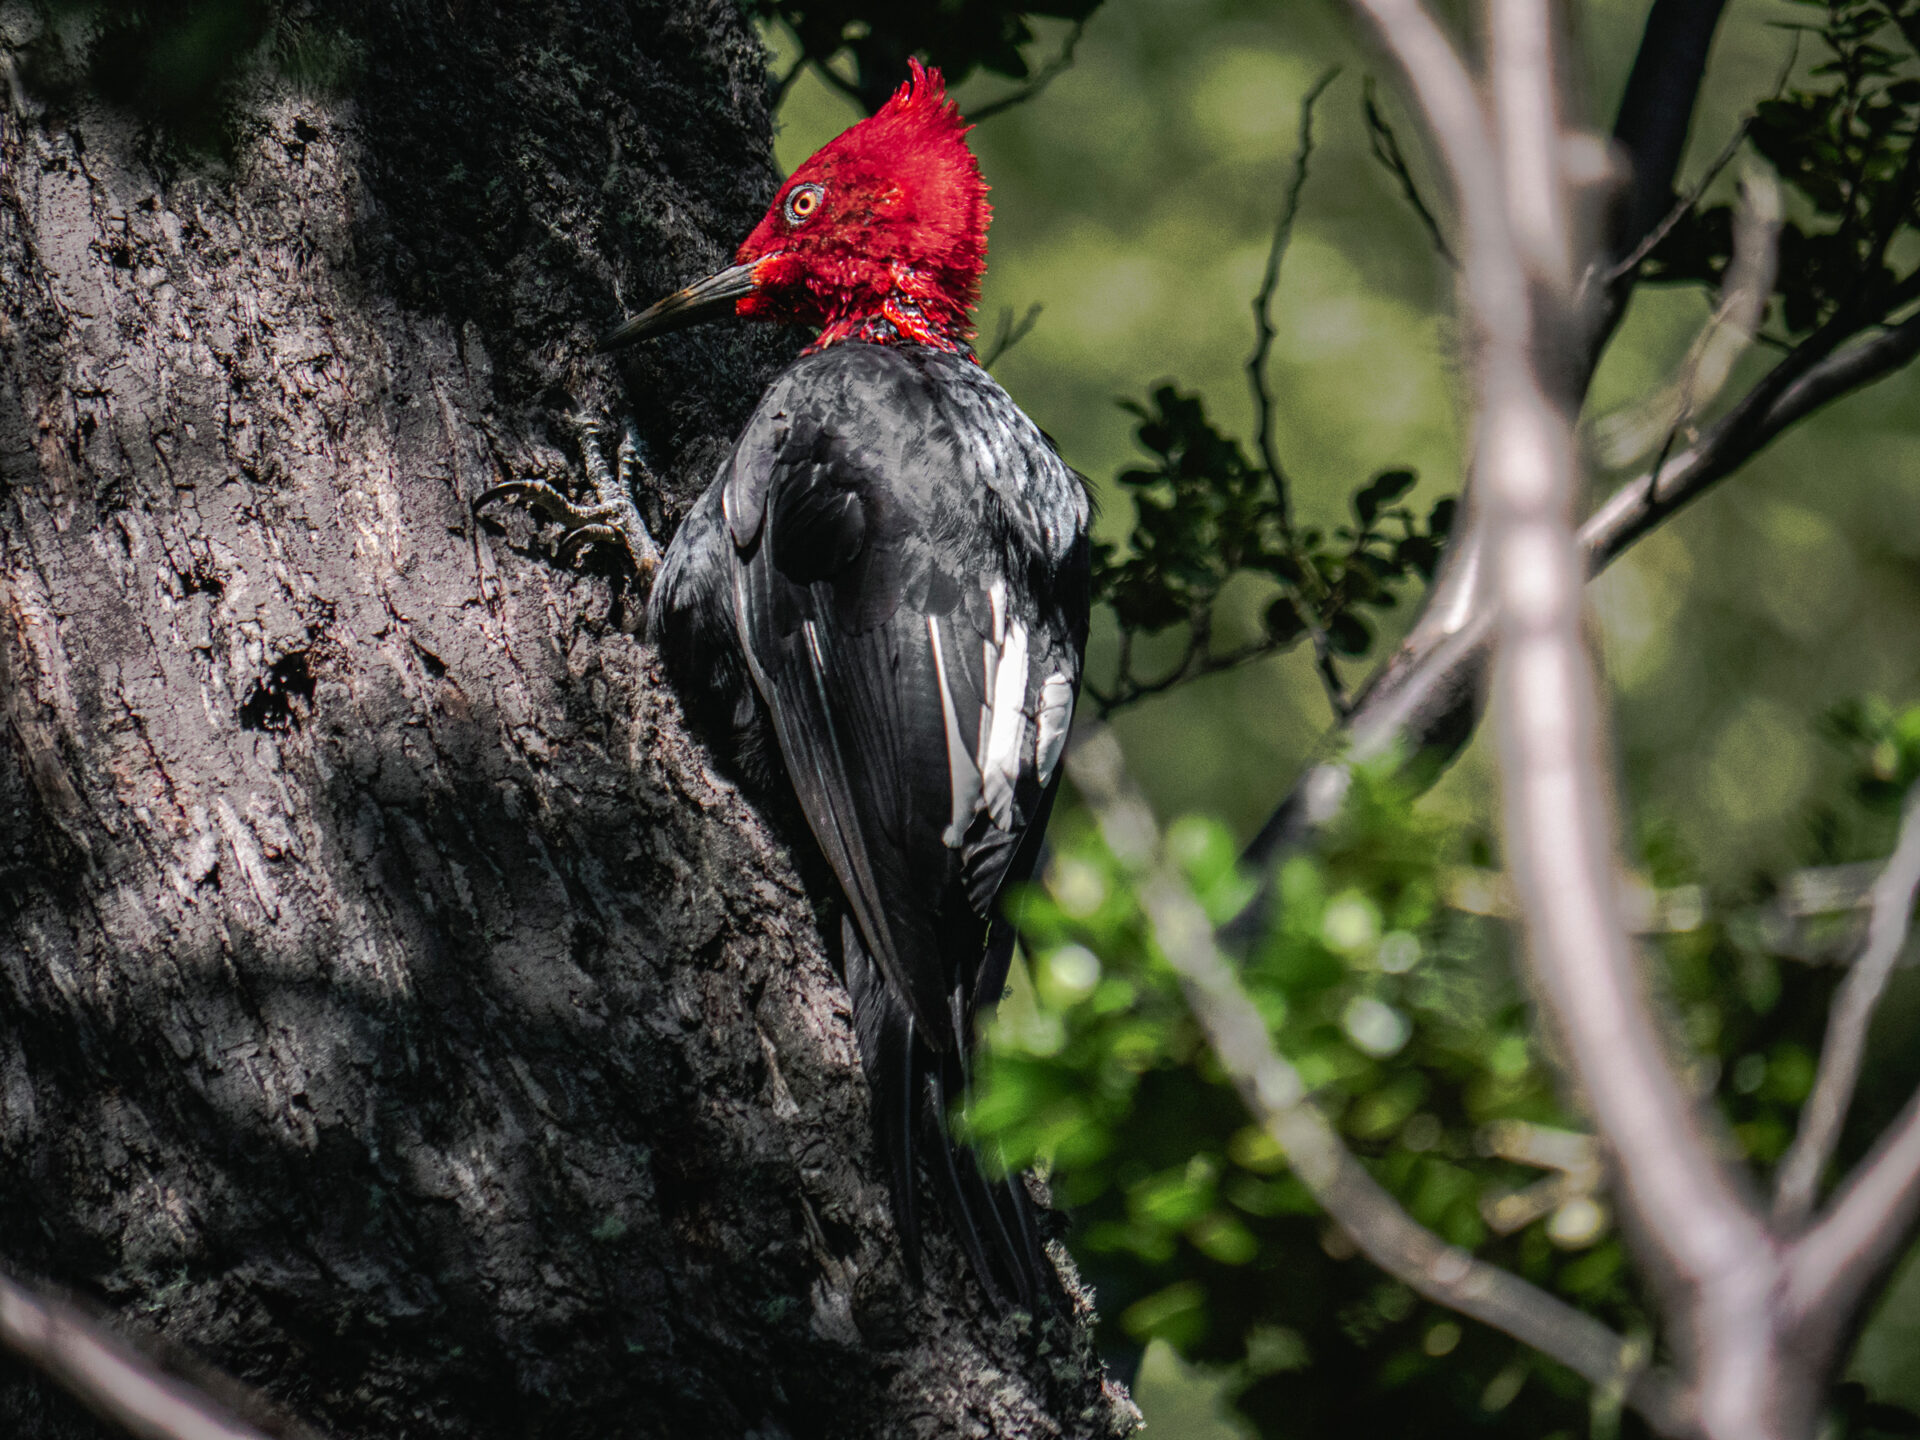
[844,917,922,1285]
[927,1066,1016,1311]
[842,917,1059,1311]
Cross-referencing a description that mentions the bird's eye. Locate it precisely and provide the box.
[784,185,824,225]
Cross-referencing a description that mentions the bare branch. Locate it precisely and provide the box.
[1063,725,1692,1438]
[1497,0,1764,1306]
[0,1267,304,1440]
[966,19,1090,123]
[1240,298,1920,882]
[1340,4,1801,1434]
[1239,0,1781,879]
[1362,78,1458,268]
[1774,782,1920,1227]
[1788,1079,1920,1341]
[1582,300,1920,571]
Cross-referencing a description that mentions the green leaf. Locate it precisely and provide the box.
[1264,596,1307,645]
[1328,610,1373,657]
[1354,468,1417,525]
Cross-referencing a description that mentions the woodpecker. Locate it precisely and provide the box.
[485,62,1088,1311]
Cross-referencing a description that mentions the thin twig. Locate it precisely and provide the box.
[1249,64,1341,534]
[1593,170,1781,470]
[1245,66,1346,719]
[1774,781,1920,1227]
[1064,726,1691,1438]
[978,303,1044,367]
[1313,646,1350,721]
[967,19,1090,123]
[0,1268,307,1440]
[1094,633,1297,718]
[1584,297,1920,570]
[1602,117,1754,287]
[1362,77,1458,268]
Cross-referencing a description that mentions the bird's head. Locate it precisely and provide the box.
[602,60,990,354]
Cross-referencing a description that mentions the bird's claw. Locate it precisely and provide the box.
[476,416,662,585]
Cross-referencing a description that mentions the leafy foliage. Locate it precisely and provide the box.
[751,0,1101,114]
[1644,0,1920,334]
[1826,695,1920,806]
[970,706,1920,1437]
[1087,384,1453,714]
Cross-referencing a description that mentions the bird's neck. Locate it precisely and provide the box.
[804,260,976,356]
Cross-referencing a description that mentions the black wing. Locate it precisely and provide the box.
[651,341,1089,1308]
[722,343,1088,1050]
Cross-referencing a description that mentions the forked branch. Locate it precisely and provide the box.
[1775,782,1920,1227]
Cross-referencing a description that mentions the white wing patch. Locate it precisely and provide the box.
[927,616,983,848]
[1035,672,1074,786]
[980,616,1029,830]
[931,587,1063,848]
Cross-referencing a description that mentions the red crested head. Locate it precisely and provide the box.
[599,61,990,355]
[735,61,990,350]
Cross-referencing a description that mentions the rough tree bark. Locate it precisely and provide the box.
[0,3,1130,1437]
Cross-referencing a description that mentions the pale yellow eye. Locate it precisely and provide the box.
[785,185,824,225]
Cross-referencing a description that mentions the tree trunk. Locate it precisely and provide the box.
[0,4,1131,1436]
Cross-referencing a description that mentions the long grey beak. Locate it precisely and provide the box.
[598,261,761,351]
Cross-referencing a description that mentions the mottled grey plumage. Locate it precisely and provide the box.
[650,341,1089,1307]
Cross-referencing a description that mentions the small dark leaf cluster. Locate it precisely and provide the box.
[1090,384,1453,710]
[1644,0,1920,333]
[751,0,1099,113]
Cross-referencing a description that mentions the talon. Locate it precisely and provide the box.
[475,480,603,529]
[557,524,621,563]
[477,416,664,586]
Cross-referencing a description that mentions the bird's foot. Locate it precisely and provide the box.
[476,415,662,585]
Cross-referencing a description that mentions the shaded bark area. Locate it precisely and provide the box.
[0,3,1130,1436]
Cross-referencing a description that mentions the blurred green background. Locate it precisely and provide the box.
[763,0,1920,1432]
